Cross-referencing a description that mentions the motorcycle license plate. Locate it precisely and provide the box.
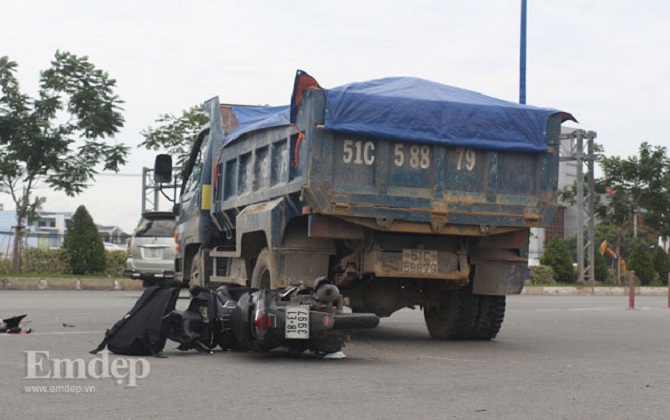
[285,305,310,339]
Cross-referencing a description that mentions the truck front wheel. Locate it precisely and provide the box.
[423,290,479,340]
[251,248,277,289]
[190,253,203,287]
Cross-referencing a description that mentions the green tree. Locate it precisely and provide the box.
[540,236,575,284]
[529,265,555,285]
[139,104,208,166]
[651,246,670,286]
[596,143,670,261]
[64,205,105,275]
[566,235,609,284]
[627,240,657,286]
[0,52,128,273]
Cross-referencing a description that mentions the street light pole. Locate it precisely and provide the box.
[519,0,527,104]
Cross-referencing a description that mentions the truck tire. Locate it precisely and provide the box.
[332,313,380,330]
[251,248,276,289]
[423,290,479,340]
[471,295,505,340]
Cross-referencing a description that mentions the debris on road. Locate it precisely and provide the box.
[1,314,32,334]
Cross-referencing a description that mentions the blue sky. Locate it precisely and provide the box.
[2,0,669,232]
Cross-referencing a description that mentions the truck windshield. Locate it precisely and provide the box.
[182,131,210,194]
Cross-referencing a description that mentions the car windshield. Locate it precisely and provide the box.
[135,219,174,238]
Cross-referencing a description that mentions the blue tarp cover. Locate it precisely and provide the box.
[224,73,573,152]
[324,77,571,153]
[223,105,290,147]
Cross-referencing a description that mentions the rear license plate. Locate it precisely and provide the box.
[402,249,438,274]
[144,248,162,259]
[285,305,310,339]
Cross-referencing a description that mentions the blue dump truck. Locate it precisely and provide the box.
[155,71,574,341]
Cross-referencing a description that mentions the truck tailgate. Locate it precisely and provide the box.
[306,122,561,234]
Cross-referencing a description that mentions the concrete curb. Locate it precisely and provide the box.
[0,277,144,291]
[0,278,667,296]
[521,286,669,296]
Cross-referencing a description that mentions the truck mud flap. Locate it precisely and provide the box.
[471,258,526,295]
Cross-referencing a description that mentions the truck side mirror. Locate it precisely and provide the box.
[154,154,173,183]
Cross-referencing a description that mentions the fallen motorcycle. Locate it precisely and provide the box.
[167,277,380,355]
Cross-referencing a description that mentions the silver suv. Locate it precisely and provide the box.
[123,212,176,286]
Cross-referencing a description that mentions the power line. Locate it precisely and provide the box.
[93,172,142,178]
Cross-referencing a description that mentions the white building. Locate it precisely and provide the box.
[34,211,72,249]
[0,209,128,257]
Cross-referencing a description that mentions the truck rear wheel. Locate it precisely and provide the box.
[251,248,277,289]
[424,290,479,340]
[471,295,505,340]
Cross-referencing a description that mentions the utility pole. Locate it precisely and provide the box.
[519,0,527,104]
[562,130,597,284]
[141,167,181,214]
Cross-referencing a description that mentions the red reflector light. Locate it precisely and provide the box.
[254,315,267,330]
[323,316,331,327]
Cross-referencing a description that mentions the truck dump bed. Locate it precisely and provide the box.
[211,73,572,236]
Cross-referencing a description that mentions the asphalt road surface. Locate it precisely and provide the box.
[1,291,669,420]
